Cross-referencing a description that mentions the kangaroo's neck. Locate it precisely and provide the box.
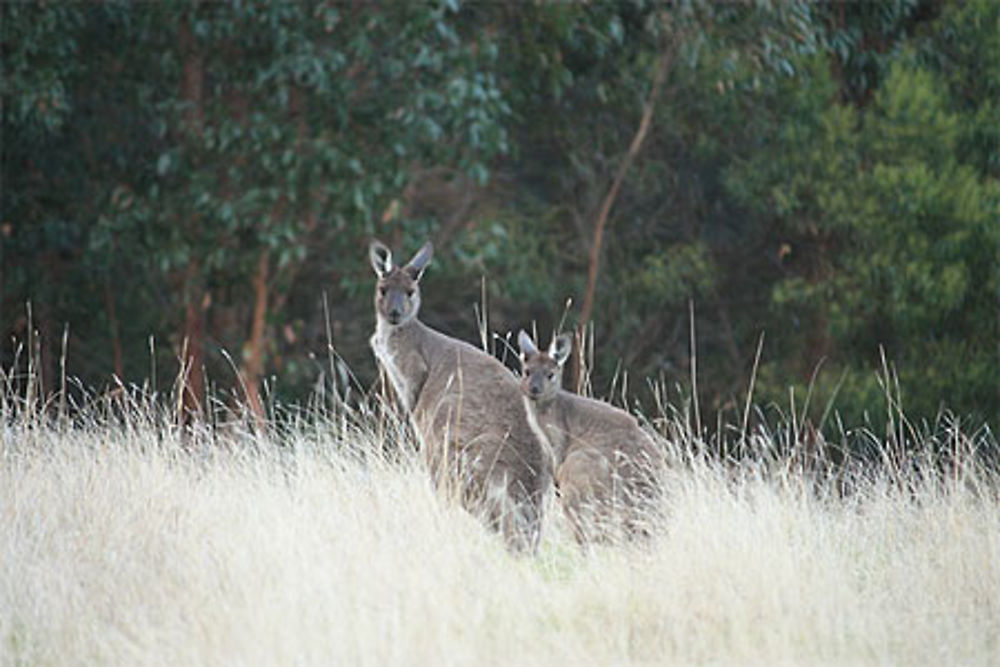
[371,317,430,411]
[523,393,571,463]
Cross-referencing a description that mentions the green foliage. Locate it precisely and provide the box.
[0,3,85,133]
[633,243,717,308]
[2,1,996,431]
[731,10,999,426]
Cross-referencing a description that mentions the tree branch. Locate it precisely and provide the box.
[572,44,675,392]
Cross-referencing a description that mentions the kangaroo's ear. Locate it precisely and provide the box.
[549,333,573,367]
[404,241,433,282]
[517,329,538,359]
[369,240,393,278]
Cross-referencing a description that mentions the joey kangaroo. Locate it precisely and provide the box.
[368,240,552,552]
[517,330,663,546]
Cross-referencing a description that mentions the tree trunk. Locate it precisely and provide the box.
[35,297,55,402]
[181,260,206,421]
[801,235,833,382]
[103,278,124,380]
[178,20,204,137]
[243,251,269,430]
[178,17,206,422]
[571,45,674,392]
[35,250,64,401]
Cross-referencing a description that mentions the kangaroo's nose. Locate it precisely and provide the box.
[388,309,402,323]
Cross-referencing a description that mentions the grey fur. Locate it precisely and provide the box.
[518,330,663,546]
[370,241,553,552]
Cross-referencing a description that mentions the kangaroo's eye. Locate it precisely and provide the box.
[406,289,415,298]
[379,287,387,296]
[547,371,555,380]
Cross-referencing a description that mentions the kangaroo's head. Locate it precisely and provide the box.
[369,239,433,327]
[517,330,572,403]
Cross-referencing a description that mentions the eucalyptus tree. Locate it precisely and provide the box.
[3,1,511,416]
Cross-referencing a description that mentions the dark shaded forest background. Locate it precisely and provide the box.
[2,1,998,435]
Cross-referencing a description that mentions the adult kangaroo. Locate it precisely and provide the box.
[518,330,663,546]
[369,240,552,552]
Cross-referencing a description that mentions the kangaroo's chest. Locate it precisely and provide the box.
[523,396,566,464]
[371,327,417,411]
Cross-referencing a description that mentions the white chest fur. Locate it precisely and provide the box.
[371,323,414,411]
[523,396,558,466]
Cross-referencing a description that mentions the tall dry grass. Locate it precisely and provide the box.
[2,367,999,665]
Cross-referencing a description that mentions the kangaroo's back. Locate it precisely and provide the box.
[558,392,661,466]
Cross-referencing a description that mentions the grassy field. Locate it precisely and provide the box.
[2,391,999,666]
